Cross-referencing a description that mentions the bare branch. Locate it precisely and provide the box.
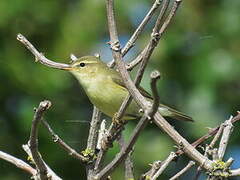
[95,71,160,178]
[150,70,161,116]
[94,120,107,173]
[106,0,213,172]
[122,0,161,56]
[94,112,153,179]
[86,106,102,178]
[95,70,161,179]
[17,34,70,70]
[114,49,160,125]
[115,94,133,120]
[22,145,62,180]
[29,100,51,180]
[41,120,89,162]
[125,153,134,180]
[177,111,240,156]
[130,0,171,82]
[218,116,234,160]
[158,0,180,35]
[108,0,162,67]
[126,47,147,71]
[169,161,195,180]
[94,69,161,178]
[152,152,177,180]
[117,135,134,180]
[127,0,178,71]
[0,150,37,176]
[94,120,126,172]
[93,72,162,179]
[153,0,170,34]
[209,124,224,149]
[230,168,240,176]
[193,124,223,180]
[183,112,240,180]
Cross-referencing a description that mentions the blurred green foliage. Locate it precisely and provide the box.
[0,0,239,179]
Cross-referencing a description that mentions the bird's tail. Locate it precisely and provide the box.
[158,104,194,122]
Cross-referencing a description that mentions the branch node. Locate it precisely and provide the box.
[110,40,121,52]
[151,32,160,43]
[52,135,59,143]
[150,70,161,80]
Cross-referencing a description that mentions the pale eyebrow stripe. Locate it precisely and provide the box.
[79,60,98,64]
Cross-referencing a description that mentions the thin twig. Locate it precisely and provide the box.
[41,120,89,162]
[29,100,51,180]
[126,47,147,71]
[17,34,70,70]
[176,111,240,156]
[115,94,133,120]
[131,0,170,84]
[230,168,240,176]
[108,0,162,67]
[125,153,134,180]
[152,0,170,35]
[140,161,162,180]
[169,161,195,180]
[150,70,161,115]
[117,135,134,180]
[209,124,224,149]
[218,116,234,160]
[0,150,37,176]
[94,150,105,174]
[122,0,161,56]
[151,152,177,180]
[22,144,62,180]
[193,124,223,180]
[126,0,171,71]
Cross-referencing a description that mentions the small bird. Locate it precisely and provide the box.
[63,55,193,122]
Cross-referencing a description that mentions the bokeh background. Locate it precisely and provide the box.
[0,0,240,179]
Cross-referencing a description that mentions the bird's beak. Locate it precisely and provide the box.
[61,66,73,71]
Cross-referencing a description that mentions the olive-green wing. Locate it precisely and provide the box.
[111,70,153,99]
[111,70,193,122]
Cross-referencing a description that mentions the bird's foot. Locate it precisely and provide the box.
[112,113,125,126]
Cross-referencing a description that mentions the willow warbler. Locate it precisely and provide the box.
[63,56,193,122]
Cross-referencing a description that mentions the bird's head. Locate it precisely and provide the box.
[63,55,109,87]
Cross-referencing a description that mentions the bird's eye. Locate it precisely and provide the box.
[79,63,85,67]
